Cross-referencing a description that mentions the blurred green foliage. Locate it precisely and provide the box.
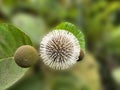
[0,0,120,90]
[0,23,32,90]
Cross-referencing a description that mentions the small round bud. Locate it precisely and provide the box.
[40,30,80,70]
[14,45,39,68]
[77,49,84,61]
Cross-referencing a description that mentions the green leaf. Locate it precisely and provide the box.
[55,22,85,52]
[0,23,32,59]
[0,23,32,89]
[0,57,28,90]
[11,13,47,45]
[7,69,45,90]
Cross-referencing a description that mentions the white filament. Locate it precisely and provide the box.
[40,30,80,70]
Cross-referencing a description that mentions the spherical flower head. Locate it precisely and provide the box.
[40,30,80,70]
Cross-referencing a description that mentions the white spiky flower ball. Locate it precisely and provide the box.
[40,30,80,70]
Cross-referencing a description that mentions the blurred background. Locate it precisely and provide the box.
[0,0,120,90]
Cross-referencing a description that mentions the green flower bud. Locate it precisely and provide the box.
[77,49,85,61]
[14,45,39,68]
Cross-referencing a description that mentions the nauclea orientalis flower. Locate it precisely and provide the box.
[40,22,85,70]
